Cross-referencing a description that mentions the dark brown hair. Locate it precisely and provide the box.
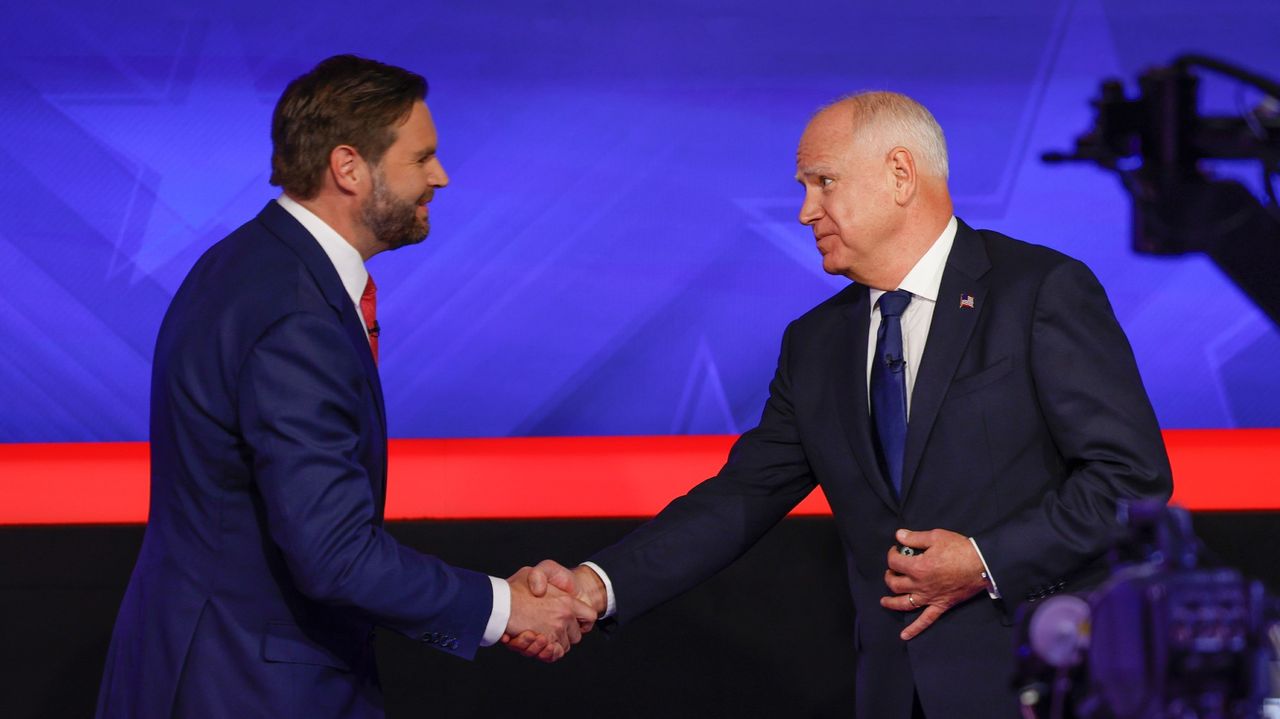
[269,55,427,199]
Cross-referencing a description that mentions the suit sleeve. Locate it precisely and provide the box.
[972,259,1172,603]
[237,310,493,658]
[589,322,818,625]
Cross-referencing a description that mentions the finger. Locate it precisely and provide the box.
[537,640,564,663]
[536,559,577,594]
[514,640,537,658]
[570,597,597,633]
[551,619,571,655]
[879,593,920,613]
[527,567,548,597]
[900,605,946,641]
[885,565,926,593]
[558,597,585,644]
[885,548,918,576]
[897,528,933,550]
[573,565,608,613]
[519,633,549,658]
[502,632,534,651]
[883,570,912,594]
[885,568,906,591]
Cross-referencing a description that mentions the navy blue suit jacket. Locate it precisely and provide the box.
[96,202,492,719]
[590,220,1172,719]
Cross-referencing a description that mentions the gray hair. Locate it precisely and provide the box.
[826,91,949,179]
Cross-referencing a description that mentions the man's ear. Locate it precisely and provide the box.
[329,145,365,195]
[887,146,917,206]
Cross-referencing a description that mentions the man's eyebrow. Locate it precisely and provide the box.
[795,165,832,180]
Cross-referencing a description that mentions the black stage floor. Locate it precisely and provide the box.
[3,514,1274,718]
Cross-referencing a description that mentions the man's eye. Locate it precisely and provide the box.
[820,176,834,187]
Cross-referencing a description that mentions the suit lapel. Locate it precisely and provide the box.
[899,220,991,503]
[255,201,389,438]
[830,285,900,513]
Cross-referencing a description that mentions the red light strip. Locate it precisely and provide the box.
[0,429,1275,526]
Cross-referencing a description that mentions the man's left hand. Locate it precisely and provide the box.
[502,560,602,661]
[880,528,988,641]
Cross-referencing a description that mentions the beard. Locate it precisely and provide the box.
[361,169,429,251]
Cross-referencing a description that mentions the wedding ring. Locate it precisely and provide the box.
[907,593,918,608]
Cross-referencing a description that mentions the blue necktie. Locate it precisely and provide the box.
[871,290,912,497]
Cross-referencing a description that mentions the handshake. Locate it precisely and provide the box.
[502,560,607,662]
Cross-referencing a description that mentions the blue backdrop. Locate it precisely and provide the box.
[2,0,1278,442]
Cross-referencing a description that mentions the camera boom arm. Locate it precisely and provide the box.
[1044,55,1280,328]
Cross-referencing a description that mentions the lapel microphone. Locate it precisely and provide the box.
[368,321,380,338]
[883,353,906,373]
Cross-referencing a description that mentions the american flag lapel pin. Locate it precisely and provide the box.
[959,293,976,310]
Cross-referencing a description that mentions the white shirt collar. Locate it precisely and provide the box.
[275,194,368,309]
[870,215,957,305]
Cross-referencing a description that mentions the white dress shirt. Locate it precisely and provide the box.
[866,216,999,598]
[865,216,956,415]
[587,216,998,617]
[275,196,511,645]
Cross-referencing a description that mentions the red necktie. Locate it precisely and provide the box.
[360,275,379,364]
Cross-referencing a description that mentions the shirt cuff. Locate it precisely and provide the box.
[480,575,511,647]
[968,537,1001,599]
[579,561,617,619]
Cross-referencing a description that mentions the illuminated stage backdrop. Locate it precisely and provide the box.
[1,0,1278,442]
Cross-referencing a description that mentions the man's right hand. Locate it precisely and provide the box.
[502,561,607,660]
[503,566,597,663]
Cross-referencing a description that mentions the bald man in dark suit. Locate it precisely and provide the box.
[514,92,1171,719]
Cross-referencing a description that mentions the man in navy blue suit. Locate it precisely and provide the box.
[95,55,594,719]
[512,92,1172,718]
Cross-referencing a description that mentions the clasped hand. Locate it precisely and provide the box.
[502,561,605,662]
[879,528,989,641]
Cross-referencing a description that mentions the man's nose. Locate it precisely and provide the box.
[430,158,450,189]
[798,192,822,225]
